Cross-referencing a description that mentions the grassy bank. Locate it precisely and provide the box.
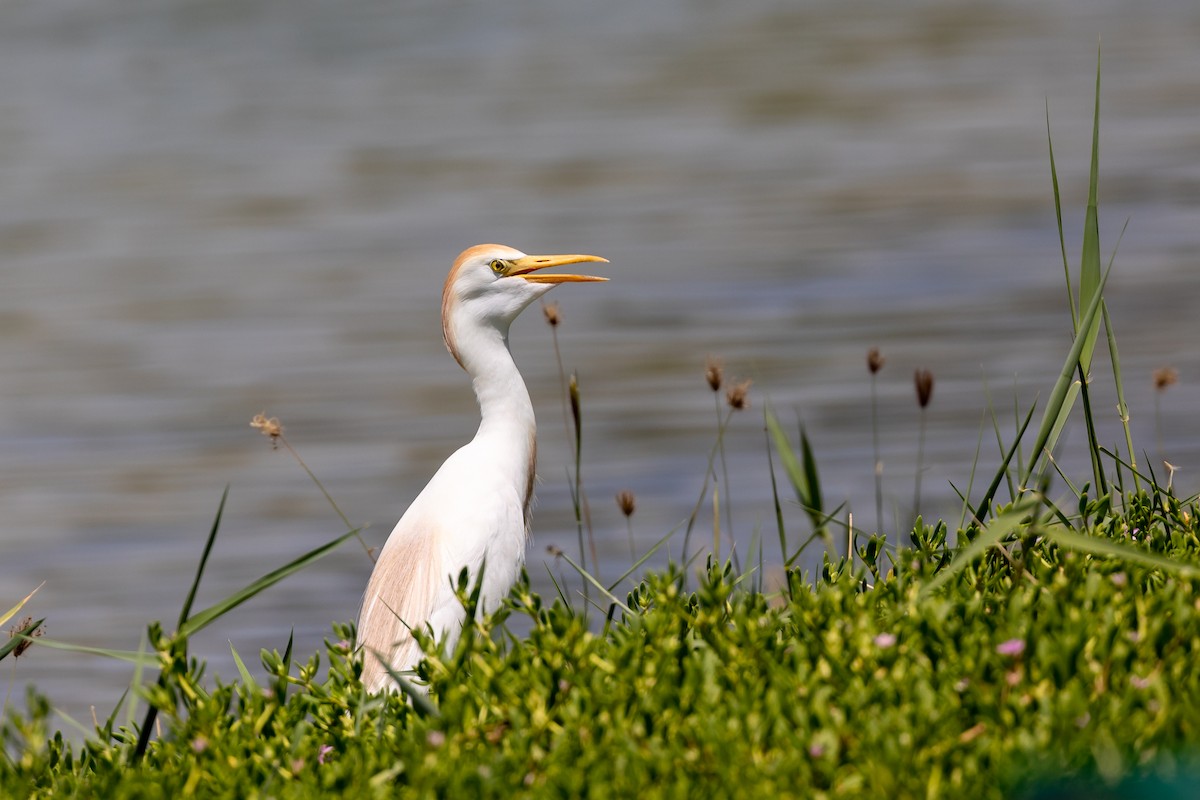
[5,58,1200,798]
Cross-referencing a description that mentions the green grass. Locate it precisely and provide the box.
[6,53,1200,798]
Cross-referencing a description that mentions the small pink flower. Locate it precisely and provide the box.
[1130,675,1151,690]
[996,638,1025,657]
[808,743,825,758]
[191,736,208,753]
[318,744,334,764]
[1110,572,1127,587]
[874,632,897,649]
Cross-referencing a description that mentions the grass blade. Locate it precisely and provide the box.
[176,487,228,633]
[0,582,45,629]
[1042,527,1200,578]
[971,402,1036,523]
[4,633,156,666]
[178,528,361,639]
[765,408,826,538]
[553,550,633,615]
[1047,99,1074,327]
[1021,258,1112,484]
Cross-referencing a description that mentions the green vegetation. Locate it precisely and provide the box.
[5,57,1200,798]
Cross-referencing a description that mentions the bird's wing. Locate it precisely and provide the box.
[357,520,444,693]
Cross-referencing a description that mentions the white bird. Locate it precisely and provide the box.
[357,244,608,693]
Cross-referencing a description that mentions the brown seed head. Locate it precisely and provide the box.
[867,347,885,374]
[914,369,934,408]
[542,301,560,328]
[616,490,636,517]
[8,616,42,659]
[726,379,752,411]
[705,356,724,392]
[250,413,284,448]
[1154,367,1178,392]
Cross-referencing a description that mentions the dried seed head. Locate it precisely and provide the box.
[914,369,934,409]
[8,616,42,659]
[616,490,636,517]
[1154,367,1178,392]
[250,413,284,448]
[705,356,724,392]
[542,301,561,328]
[726,379,752,411]
[867,347,885,374]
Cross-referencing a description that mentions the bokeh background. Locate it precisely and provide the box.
[3,0,1199,725]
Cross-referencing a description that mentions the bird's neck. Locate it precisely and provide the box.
[457,324,537,517]
[459,325,536,453]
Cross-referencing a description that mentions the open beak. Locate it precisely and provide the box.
[508,253,609,284]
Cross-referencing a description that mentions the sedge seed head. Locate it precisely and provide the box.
[616,490,636,517]
[914,369,934,409]
[1154,366,1178,392]
[8,616,42,659]
[867,347,885,374]
[251,413,284,448]
[705,356,724,392]
[542,301,561,327]
[726,379,752,411]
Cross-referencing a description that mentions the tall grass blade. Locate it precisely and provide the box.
[763,418,789,564]
[765,408,826,538]
[1034,53,1107,484]
[1101,219,1138,493]
[1042,528,1200,578]
[1077,45,1103,374]
[1076,364,1108,497]
[4,633,155,667]
[608,522,685,592]
[1021,259,1112,484]
[0,582,44,629]
[177,486,228,633]
[1046,100,1075,327]
[553,550,633,615]
[971,402,1036,523]
[136,491,229,760]
[178,528,361,639]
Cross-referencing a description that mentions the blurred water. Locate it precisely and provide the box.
[2,0,1199,727]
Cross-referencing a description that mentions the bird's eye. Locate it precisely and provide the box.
[489,259,507,274]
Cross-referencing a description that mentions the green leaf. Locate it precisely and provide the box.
[765,408,826,536]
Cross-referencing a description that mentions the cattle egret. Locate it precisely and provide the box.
[357,244,607,692]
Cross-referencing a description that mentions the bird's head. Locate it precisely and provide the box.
[442,244,608,367]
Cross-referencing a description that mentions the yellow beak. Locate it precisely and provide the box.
[508,254,609,284]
